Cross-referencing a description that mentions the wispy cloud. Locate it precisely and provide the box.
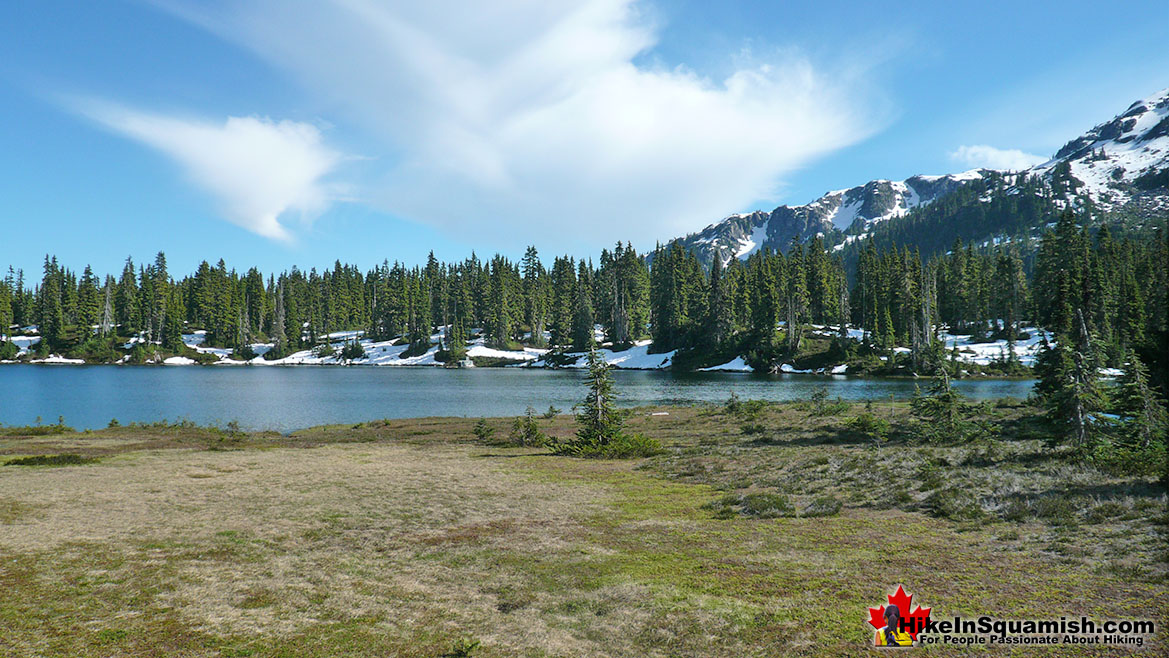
[949,144,1047,172]
[157,0,883,248]
[74,99,341,241]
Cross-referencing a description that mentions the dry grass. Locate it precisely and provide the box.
[0,409,1164,656]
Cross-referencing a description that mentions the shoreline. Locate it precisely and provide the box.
[0,359,1041,380]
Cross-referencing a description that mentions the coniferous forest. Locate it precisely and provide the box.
[2,212,1165,389]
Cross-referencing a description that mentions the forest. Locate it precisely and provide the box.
[1,212,1166,382]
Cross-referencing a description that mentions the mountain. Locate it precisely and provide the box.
[669,87,1169,265]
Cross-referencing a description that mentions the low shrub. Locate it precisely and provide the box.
[472,418,495,442]
[807,387,849,416]
[551,432,662,459]
[442,637,481,658]
[802,495,843,517]
[724,392,769,420]
[0,340,19,360]
[509,407,545,446]
[6,453,96,467]
[706,491,795,519]
[923,487,984,521]
[1084,501,1128,524]
[740,423,767,435]
[1000,499,1030,523]
[847,412,890,446]
[916,461,946,491]
[1031,495,1078,526]
[205,422,247,451]
[400,340,432,359]
[0,418,75,436]
[340,340,366,361]
[1088,441,1166,477]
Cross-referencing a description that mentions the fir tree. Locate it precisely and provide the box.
[1111,350,1166,449]
[575,348,622,446]
[1037,322,1104,449]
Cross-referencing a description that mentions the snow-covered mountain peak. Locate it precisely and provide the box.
[667,88,1169,266]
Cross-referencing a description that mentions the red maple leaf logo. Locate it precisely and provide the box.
[866,585,932,641]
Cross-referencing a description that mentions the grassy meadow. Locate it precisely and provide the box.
[0,401,1165,656]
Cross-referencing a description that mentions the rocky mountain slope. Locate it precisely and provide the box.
[671,87,1169,265]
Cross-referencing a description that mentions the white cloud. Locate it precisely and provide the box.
[159,0,881,247]
[949,144,1047,172]
[77,101,341,241]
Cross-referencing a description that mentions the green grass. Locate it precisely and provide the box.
[4,453,97,467]
[0,404,1164,656]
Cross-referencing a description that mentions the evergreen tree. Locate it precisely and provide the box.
[271,283,287,355]
[571,279,595,351]
[39,256,64,350]
[0,278,12,341]
[575,348,622,446]
[705,255,734,345]
[100,276,114,336]
[1111,350,1166,449]
[116,257,139,332]
[1036,318,1104,449]
[77,265,100,329]
[161,287,185,350]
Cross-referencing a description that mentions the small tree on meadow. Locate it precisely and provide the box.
[510,407,545,446]
[1035,330,1104,449]
[575,348,622,446]
[1111,350,1167,449]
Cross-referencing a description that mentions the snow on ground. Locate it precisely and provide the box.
[182,331,207,345]
[29,355,85,365]
[467,345,540,361]
[825,194,862,231]
[700,356,752,372]
[123,335,147,349]
[163,356,196,366]
[10,335,41,355]
[735,220,770,259]
[182,332,233,358]
[939,326,1046,366]
[196,345,233,358]
[551,341,675,370]
[12,317,1061,373]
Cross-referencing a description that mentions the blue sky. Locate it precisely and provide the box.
[1,0,1166,278]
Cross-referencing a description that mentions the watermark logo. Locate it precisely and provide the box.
[866,585,931,647]
[864,585,1156,648]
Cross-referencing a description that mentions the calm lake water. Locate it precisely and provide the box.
[0,366,1036,432]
